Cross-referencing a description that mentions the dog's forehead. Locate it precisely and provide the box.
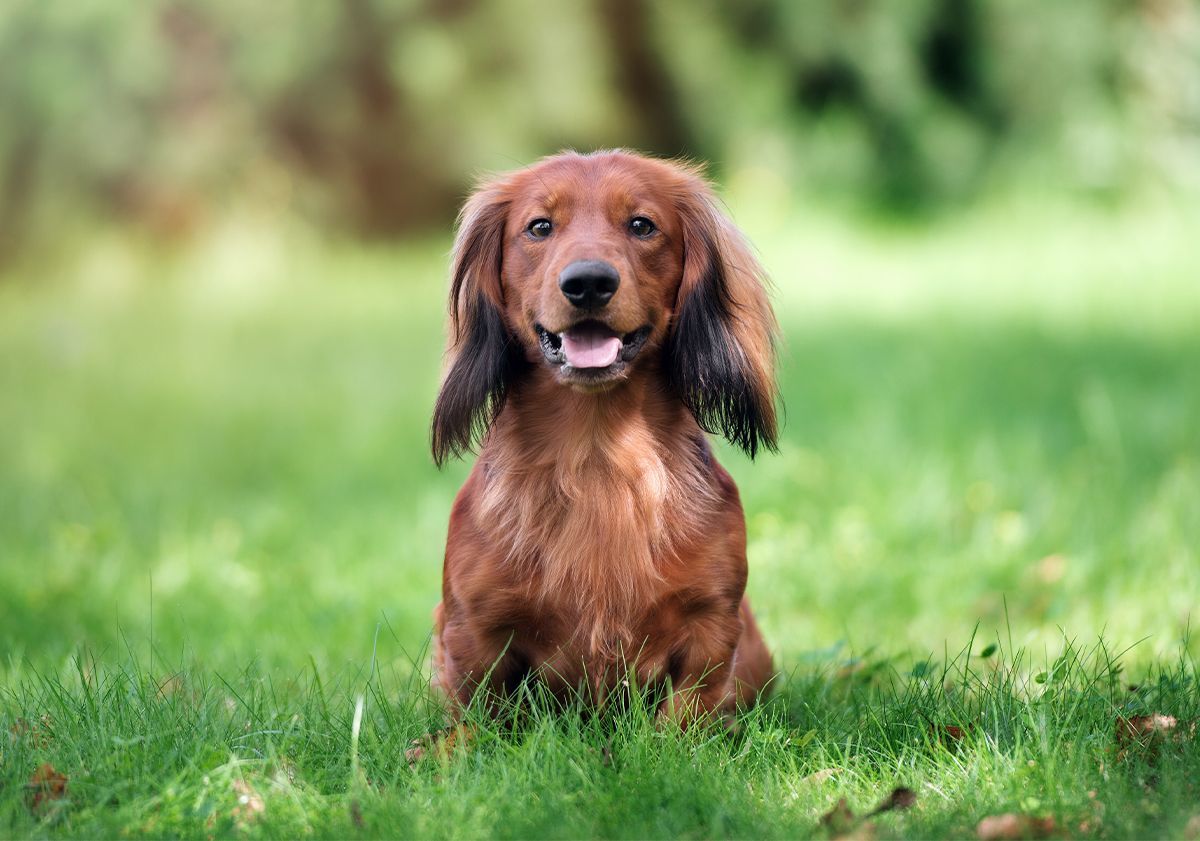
[510,154,675,216]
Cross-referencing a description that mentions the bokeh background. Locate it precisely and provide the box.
[2,0,1199,678]
[4,0,1200,251]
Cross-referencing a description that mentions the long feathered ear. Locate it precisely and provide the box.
[431,185,521,466]
[667,177,779,458]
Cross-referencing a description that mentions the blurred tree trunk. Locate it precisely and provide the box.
[271,0,460,236]
[595,0,696,158]
[0,128,38,265]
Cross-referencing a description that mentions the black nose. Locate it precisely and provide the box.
[559,260,620,310]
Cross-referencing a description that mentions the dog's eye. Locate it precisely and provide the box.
[629,216,656,238]
[527,218,553,239]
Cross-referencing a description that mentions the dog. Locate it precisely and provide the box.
[427,149,777,728]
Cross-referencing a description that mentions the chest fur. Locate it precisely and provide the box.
[472,426,717,651]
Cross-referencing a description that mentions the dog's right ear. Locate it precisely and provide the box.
[431,184,518,467]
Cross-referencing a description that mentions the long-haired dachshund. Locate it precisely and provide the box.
[428,149,777,728]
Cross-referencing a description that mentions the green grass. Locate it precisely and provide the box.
[1,198,1199,838]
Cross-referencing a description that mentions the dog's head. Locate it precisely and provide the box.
[432,150,778,464]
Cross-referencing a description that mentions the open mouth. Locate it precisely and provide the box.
[536,321,651,375]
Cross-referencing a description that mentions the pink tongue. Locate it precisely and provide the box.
[561,328,622,368]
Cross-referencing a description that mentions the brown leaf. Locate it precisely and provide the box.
[9,715,53,748]
[803,768,840,785]
[976,813,1057,840]
[25,763,68,815]
[930,721,974,750]
[1117,713,1177,745]
[1183,814,1200,840]
[349,798,364,829]
[867,786,916,816]
[821,798,857,836]
[1115,713,1182,763]
[405,724,475,764]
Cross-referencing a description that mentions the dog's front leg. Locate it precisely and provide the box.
[657,666,735,729]
[409,608,524,763]
[655,611,742,728]
[436,610,527,710]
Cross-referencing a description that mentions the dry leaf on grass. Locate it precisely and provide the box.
[931,722,974,750]
[867,787,916,816]
[1117,713,1177,744]
[25,763,68,816]
[976,813,1058,840]
[1183,814,1200,840]
[821,798,857,836]
[9,715,53,748]
[405,724,475,764]
[821,787,915,837]
[803,768,840,785]
[1114,713,1192,762]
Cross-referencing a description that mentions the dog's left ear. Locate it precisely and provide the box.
[667,179,779,458]
[431,183,521,467]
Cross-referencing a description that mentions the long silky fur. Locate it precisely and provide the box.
[431,292,523,465]
[428,150,780,720]
[476,379,722,656]
[667,200,778,459]
[431,190,520,466]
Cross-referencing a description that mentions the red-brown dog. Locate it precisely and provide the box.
[429,149,776,726]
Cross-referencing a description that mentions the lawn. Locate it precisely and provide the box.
[1,199,1199,838]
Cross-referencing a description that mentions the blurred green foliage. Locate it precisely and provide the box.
[2,0,1198,260]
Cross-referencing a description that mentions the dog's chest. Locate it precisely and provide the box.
[471,446,711,639]
[507,588,687,699]
[478,442,706,588]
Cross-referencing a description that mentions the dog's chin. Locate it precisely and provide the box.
[535,322,651,390]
